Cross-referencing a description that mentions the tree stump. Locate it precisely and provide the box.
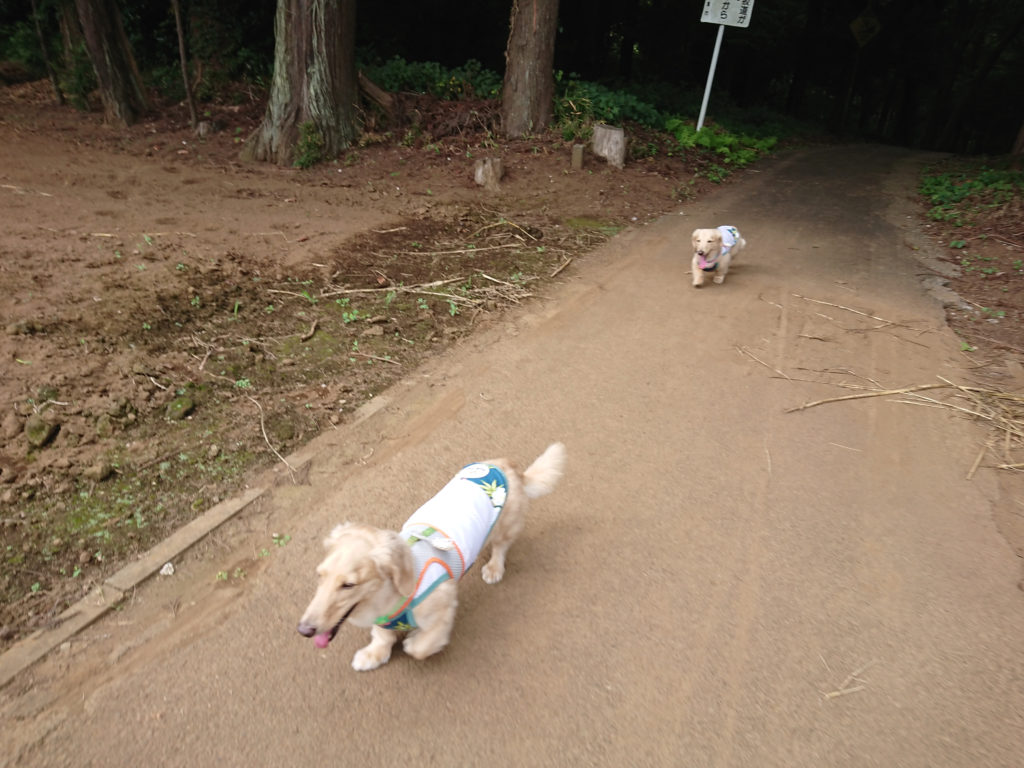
[592,124,625,169]
[474,158,504,192]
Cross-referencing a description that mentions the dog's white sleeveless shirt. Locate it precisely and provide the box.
[699,225,741,271]
[375,463,508,630]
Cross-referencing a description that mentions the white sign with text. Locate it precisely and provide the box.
[701,0,755,29]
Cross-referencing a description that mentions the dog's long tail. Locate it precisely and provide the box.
[522,442,566,499]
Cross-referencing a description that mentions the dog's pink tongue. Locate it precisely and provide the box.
[313,633,330,649]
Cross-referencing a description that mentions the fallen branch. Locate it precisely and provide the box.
[793,293,896,325]
[320,277,464,298]
[823,685,866,700]
[479,273,516,287]
[823,659,878,700]
[551,257,573,277]
[245,395,297,483]
[967,441,989,481]
[392,242,521,257]
[737,345,791,380]
[786,383,950,413]
[299,318,319,342]
[350,351,401,366]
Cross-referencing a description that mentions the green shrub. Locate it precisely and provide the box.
[919,163,1024,223]
[665,117,777,180]
[61,40,96,111]
[0,21,44,74]
[554,73,664,141]
[294,121,325,169]
[362,57,500,100]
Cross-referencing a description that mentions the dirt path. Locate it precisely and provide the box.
[3,145,1023,767]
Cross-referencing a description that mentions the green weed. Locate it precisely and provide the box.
[919,163,1024,224]
[294,121,326,169]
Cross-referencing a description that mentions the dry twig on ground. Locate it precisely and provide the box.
[245,395,297,484]
[787,375,1024,473]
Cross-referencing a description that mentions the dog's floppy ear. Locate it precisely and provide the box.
[691,229,700,246]
[370,531,416,596]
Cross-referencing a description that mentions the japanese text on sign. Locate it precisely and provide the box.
[701,0,755,28]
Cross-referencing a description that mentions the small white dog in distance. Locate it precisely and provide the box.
[297,443,566,671]
[691,226,746,287]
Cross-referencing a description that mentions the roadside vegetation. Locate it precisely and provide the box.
[918,159,1024,357]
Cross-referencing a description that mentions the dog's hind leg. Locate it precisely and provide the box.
[352,625,398,671]
[481,542,510,584]
[481,506,525,584]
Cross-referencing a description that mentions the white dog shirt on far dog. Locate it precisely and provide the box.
[699,225,740,271]
[375,463,508,631]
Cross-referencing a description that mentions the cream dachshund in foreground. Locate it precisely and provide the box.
[297,443,566,671]
[691,226,746,287]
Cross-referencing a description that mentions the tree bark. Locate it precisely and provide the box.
[170,0,198,129]
[1011,119,1024,169]
[29,0,65,106]
[73,0,148,125]
[501,0,560,138]
[243,0,360,166]
[936,6,1024,150]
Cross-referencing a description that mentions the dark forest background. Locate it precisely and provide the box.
[1,0,1023,155]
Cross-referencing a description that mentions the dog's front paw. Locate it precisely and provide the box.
[403,632,448,661]
[481,560,505,584]
[712,275,725,284]
[352,644,391,671]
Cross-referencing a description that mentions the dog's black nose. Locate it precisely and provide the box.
[297,621,316,637]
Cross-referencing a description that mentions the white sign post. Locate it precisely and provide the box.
[697,0,755,131]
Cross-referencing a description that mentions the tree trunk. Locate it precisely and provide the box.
[73,0,148,125]
[501,0,560,138]
[170,0,198,129]
[29,0,65,105]
[616,0,639,80]
[784,0,820,116]
[1011,119,1024,169]
[243,0,360,166]
[936,6,1024,150]
[59,0,81,65]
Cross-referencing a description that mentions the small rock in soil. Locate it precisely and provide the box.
[94,414,115,439]
[25,414,59,448]
[165,396,195,420]
[1,412,22,439]
[82,462,114,482]
[5,319,39,335]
